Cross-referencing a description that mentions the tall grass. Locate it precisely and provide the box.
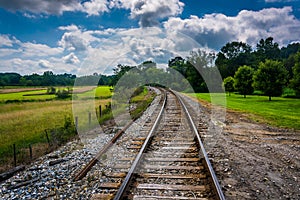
[0,86,113,169]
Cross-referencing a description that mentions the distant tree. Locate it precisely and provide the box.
[0,79,5,88]
[111,64,134,86]
[256,37,280,61]
[223,76,235,96]
[280,42,300,59]
[253,60,288,101]
[187,49,219,92]
[216,41,252,78]
[283,53,297,80]
[290,52,300,96]
[234,65,254,98]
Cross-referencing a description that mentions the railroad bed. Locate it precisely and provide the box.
[90,90,224,200]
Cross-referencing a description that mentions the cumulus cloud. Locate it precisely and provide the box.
[59,33,89,51]
[164,7,300,49]
[0,0,184,22]
[21,42,63,57]
[38,59,53,69]
[0,0,82,15]
[0,0,109,16]
[0,35,15,47]
[58,24,80,32]
[63,53,80,64]
[82,0,109,16]
[110,0,184,27]
[58,25,105,51]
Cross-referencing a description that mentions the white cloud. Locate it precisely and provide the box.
[0,0,109,16]
[58,24,80,32]
[0,35,15,47]
[82,0,109,16]
[110,0,184,27]
[164,7,300,49]
[38,59,53,69]
[20,42,64,57]
[0,0,184,22]
[63,53,80,64]
[58,25,104,51]
[0,0,82,15]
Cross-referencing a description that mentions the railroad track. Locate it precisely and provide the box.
[75,88,225,200]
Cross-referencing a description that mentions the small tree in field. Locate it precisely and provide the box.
[223,76,235,96]
[234,65,254,98]
[253,59,288,101]
[290,52,300,96]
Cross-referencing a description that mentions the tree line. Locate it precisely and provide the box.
[167,37,300,100]
[0,71,114,87]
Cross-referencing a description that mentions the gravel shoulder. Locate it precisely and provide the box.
[183,95,300,200]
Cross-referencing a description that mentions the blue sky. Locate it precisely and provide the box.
[0,0,300,75]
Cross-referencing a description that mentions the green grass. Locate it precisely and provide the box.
[75,86,112,99]
[0,86,113,168]
[189,93,300,130]
[129,87,156,120]
[0,89,56,102]
[0,85,153,171]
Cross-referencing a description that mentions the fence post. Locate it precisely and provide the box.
[99,105,102,118]
[29,144,33,160]
[75,116,78,130]
[88,112,91,126]
[45,130,50,146]
[13,144,16,167]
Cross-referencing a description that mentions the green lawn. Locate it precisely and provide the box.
[189,93,300,130]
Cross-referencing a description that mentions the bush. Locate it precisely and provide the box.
[48,116,77,146]
[56,89,71,99]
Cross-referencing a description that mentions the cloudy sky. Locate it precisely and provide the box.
[0,0,300,75]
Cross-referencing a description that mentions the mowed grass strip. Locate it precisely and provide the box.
[189,93,300,130]
[0,89,56,101]
[75,86,112,99]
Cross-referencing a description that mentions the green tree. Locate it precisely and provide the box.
[256,37,280,61]
[290,52,300,96]
[253,60,288,101]
[234,65,254,98]
[223,76,235,96]
[216,41,253,78]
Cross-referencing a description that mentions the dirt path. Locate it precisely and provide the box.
[200,102,300,199]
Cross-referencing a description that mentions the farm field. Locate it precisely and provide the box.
[0,87,46,94]
[0,89,55,102]
[0,86,113,169]
[189,93,300,130]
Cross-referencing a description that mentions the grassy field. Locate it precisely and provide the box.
[75,86,112,99]
[189,93,300,130]
[0,89,56,102]
[0,85,154,171]
[0,86,113,169]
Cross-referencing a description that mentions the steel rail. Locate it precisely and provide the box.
[175,91,226,200]
[74,87,162,181]
[73,121,134,181]
[113,90,167,200]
